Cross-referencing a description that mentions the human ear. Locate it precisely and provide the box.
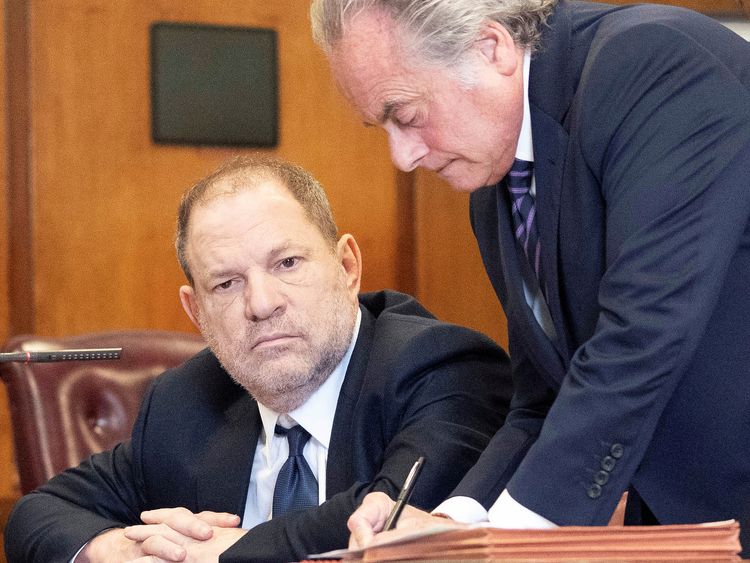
[337,234,362,296]
[179,285,202,330]
[475,20,519,76]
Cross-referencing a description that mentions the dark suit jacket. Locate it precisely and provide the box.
[5,290,511,563]
[455,0,750,551]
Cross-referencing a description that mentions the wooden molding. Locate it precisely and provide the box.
[5,0,35,336]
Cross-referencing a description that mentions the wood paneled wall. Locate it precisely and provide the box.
[414,173,507,346]
[19,0,399,338]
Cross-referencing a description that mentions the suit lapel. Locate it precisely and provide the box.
[326,305,375,497]
[194,392,261,516]
[531,104,572,366]
[525,2,577,369]
[494,183,567,387]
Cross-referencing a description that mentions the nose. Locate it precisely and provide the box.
[386,125,428,172]
[244,273,285,322]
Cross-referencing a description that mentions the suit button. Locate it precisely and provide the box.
[601,456,616,471]
[611,444,624,459]
[587,484,602,498]
[594,470,609,486]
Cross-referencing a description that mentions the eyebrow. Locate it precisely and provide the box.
[377,99,405,125]
[205,268,239,282]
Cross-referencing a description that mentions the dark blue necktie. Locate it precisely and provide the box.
[506,158,545,296]
[272,424,318,516]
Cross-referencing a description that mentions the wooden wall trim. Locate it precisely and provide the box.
[5,0,34,336]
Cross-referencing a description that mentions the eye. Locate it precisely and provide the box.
[278,256,299,270]
[394,108,422,128]
[214,279,236,291]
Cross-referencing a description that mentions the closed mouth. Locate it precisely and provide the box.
[251,334,297,350]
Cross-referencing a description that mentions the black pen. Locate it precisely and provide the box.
[384,456,425,531]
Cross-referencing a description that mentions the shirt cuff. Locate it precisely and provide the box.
[487,489,558,529]
[431,496,489,524]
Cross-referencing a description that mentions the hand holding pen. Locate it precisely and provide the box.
[384,456,425,530]
[347,456,428,549]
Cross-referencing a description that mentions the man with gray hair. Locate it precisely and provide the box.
[311,0,750,554]
[5,155,512,562]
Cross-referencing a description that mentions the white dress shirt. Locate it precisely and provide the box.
[431,52,557,530]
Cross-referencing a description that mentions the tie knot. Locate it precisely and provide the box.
[275,424,311,456]
[511,158,533,173]
[507,158,534,192]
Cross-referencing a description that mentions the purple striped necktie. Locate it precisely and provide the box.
[506,158,545,296]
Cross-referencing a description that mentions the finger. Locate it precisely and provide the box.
[140,507,212,540]
[397,503,433,528]
[124,523,189,546]
[139,534,187,561]
[348,513,376,549]
[347,492,394,549]
[195,510,242,528]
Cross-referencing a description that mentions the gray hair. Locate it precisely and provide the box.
[176,155,338,286]
[311,0,557,65]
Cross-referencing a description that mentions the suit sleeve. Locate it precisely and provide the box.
[505,22,750,524]
[447,335,556,507]
[220,322,511,563]
[3,386,156,563]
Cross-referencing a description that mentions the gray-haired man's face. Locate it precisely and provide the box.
[329,8,526,192]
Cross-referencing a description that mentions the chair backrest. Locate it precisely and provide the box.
[0,330,205,494]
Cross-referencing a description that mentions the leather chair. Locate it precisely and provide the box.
[0,330,205,494]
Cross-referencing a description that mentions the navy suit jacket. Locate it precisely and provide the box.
[456,0,750,552]
[5,291,511,563]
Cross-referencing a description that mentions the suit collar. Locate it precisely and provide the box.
[326,304,376,497]
[529,0,576,123]
[194,389,261,516]
[522,0,578,367]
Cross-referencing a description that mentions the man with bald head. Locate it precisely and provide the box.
[5,155,511,562]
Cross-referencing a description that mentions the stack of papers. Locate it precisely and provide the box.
[310,520,741,561]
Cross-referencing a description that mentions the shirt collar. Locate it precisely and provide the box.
[516,50,534,163]
[257,307,362,452]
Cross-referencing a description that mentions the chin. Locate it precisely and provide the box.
[440,166,498,193]
[446,176,489,193]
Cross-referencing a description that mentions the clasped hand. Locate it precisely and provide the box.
[79,507,244,563]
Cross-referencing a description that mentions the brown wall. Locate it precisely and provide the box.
[414,172,507,346]
[21,0,399,338]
